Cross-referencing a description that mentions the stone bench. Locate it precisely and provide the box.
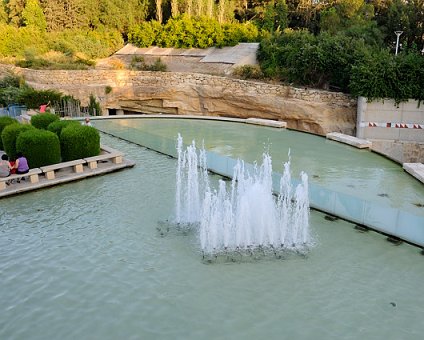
[40,159,86,180]
[84,152,123,169]
[0,168,42,190]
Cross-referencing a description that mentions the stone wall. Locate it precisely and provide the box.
[0,64,357,135]
[370,140,424,164]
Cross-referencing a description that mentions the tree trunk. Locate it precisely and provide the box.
[156,0,162,23]
[171,0,179,17]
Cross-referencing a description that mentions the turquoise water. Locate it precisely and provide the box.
[94,118,424,216]
[1,130,424,339]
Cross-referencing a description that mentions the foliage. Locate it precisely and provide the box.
[47,119,80,137]
[16,128,61,167]
[232,65,264,80]
[258,29,371,91]
[0,116,18,149]
[128,20,162,48]
[349,49,424,104]
[30,112,60,129]
[1,123,35,158]
[0,74,21,88]
[0,24,48,58]
[130,56,167,71]
[0,74,24,106]
[47,29,124,59]
[22,0,47,31]
[18,88,62,109]
[88,94,101,116]
[128,15,259,49]
[60,125,100,161]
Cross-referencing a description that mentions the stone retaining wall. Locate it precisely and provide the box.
[0,64,357,136]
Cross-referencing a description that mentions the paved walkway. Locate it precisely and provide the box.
[115,43,259,66]
[96,43,260,74]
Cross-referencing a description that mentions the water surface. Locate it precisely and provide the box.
[1,134,424,340]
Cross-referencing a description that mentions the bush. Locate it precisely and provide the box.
[232,65,264,79]
[128,16,259,49]
[18,88,62,110]
[130,56,167,71]
[31,113,59,129]
[16,129,61,168]
[60,125,100,161]
[47,119,80,137]
[1,123,35,159]
[88,94,101,116]
[0,116,18,149]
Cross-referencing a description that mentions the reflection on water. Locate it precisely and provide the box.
[1,134,424,340]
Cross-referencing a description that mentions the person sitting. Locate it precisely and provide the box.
[15,152,29,178]
[82,117,92,126]
[9,157,16,175]
[0,154,11,179]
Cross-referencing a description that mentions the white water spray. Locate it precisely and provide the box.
[175,135,311,255]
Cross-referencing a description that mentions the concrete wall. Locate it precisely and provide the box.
[357,97,424,163]
[357,97,424,142]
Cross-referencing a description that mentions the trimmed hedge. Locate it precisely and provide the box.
[60,125,100,161]
[16,129,61,168]
[30,113,60,130]
[47,119,80,137]
[0,116,18,150]
[1,123,35,159]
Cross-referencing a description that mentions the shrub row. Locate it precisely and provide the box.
[128,15,259,49]
[0,24,123,60]
[258,29,424,103]
[0,114,100,168]
[0,116,17,149]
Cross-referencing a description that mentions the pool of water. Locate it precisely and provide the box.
[1,134,424,340]
[94,118,424,216]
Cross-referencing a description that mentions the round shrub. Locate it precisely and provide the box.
[16,129,61,168]
[47,119,80,137]
[30,113,59,130]
[0,116,18,150]
[60,125,100,161]
[1,123,35,159]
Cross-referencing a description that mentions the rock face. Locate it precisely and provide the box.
[0,65,357,136]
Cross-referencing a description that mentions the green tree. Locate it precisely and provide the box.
[22,0,47,31]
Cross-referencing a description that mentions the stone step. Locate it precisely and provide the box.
[326,132,372,149]
[403,163,424,184]
[246,118,287,128]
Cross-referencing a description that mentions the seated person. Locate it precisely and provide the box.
[15,152,29,175]
[9,157,16,175]
[82,117,92,126]
[0,154,11,178]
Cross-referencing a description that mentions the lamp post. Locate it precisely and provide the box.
[395,31,403,56]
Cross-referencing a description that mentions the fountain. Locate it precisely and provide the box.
[3,123,424,340]
[175,134,312,257]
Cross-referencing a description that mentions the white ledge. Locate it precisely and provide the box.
[326,132,372,149]
[246,118,287,128]
[403,163,424,184]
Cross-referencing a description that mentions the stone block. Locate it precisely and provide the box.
[326,132,372,149]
